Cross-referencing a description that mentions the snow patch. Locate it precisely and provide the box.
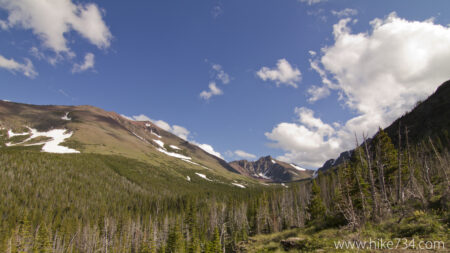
[200,165,211,170]
[258,173,271,180]
[153,139,165,148]
[186,176,191,182]
[157,148,191,160]
[290,163,306,171]
[145,123,151,127]
[6,127,79,154]
[232,183,246,188]
[8,130,29,138]
[132,132,149,143]
[150,131,162,138]
[195,173,212,181]
[61,112,71,121]
[271,159,276,164]
[170,145,181,150]
[290,171,298,176]
[281,183,289,188]
[183,159,200,166]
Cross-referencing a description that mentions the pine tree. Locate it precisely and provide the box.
[307,180,326,224]
[17,215,33,253]
[167,223,184,253]
[373,128,398,213]
[33,225,52,253]
[211,227,221,253]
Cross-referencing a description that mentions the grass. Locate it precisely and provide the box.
[241,211,449,252]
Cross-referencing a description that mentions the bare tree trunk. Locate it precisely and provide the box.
[376,141,391,215]
[397,122,403,204]
[353,135,368,221]
[429,137,450,187]
[363,133,378,220]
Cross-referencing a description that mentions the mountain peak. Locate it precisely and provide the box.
[229,155,313,182]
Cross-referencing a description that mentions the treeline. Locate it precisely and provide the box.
[0,148,310,252]
[307,127,449,230]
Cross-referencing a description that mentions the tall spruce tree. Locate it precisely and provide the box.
[307,180,326,224]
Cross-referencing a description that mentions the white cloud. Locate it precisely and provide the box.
[268,13,450,168]
[129,114,151,122]
[0,0,112,54]
[0,54,37,78]
[200,82,223,100]
[298,0,326,5]
[171,125,190,141]
[331,8,358,18]
[234,150,257,160]
[307,85,330,103]
[194,142,224,159]
[266,107,342,168]
[72,53,95,73]
[212,64,230,84]
[256,59,301,88]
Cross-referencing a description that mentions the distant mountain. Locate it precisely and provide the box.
[317,79,450,173]
[229,155,313,182]
[0,100,261,188]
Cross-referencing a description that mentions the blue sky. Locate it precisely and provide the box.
[1,0,450,168]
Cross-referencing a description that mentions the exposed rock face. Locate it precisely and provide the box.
[317,150,352,173]
[229,156,313,182]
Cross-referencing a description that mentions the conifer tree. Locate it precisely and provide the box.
[373,128,398,213]
[17,215,33,253]
[307,180,326,224]
[33,225,52,253]
[211,227,221,253]
[167,223,184,253]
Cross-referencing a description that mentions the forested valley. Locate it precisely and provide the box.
[0,82,449,252]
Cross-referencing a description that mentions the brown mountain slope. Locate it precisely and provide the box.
[0,100,252,184]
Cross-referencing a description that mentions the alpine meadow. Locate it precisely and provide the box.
[0,0,449,252]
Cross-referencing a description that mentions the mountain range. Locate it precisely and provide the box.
[0,80,448,252]
[0,99,313,186]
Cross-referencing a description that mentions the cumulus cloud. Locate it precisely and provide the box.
[0,54,37,78]
[72,53,95,73]
[307,85,330,103]
[193,142,224,159]
[266,107,341,168]
[171,125,190,141]
[268,13,450,168]
[212,64,230,84]
[257,59,301,88]
[331,8,358,18]
[200,82,223,100]
[0,0,112,54]
[234,150,257,160]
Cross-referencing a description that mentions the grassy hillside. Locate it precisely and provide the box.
[0,100,249,183]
